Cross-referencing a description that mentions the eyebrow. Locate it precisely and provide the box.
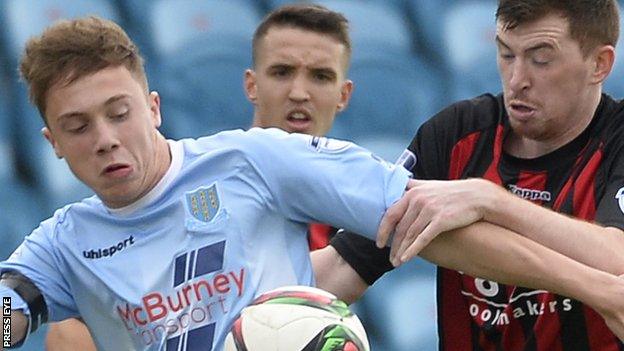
[495,36,555,53]
[57,94,131,121]
[311,67,337,77]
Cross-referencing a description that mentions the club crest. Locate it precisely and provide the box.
[185,184,220,222]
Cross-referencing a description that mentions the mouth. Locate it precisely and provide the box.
[508,101,537,121]
[285,110,313,132]
[102,163,132,178]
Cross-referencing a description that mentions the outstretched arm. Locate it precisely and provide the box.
[315,220,624,340]
[380,178,624,275]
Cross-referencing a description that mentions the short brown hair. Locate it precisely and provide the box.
[252,4,351,67]
[496,0,620,56]
[19,16,147,123]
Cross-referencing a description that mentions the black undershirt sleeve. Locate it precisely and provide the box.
[330,231,392,285]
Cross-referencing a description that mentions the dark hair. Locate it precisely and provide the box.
[497,0,619,56]
[252,4,351,66]
[19,16,147,123]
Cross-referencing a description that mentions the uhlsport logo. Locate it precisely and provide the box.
[616,187,624,214]
[83,235,135,259]
[115,241,246,349]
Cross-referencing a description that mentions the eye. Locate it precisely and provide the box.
[111,111,129,120]
[499,52,514,61]
[532,58,550,66]
[69,124,87,134]
[270,67,291,78]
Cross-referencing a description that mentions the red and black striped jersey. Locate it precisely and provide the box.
[307,223,338,251]
[332,93,624,350]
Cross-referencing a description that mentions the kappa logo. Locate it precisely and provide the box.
[508,184,551,202]
[185,184,220,223]
[616,187,624,214]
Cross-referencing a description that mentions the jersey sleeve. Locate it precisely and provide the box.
[329,103,466,284]
[596,131,624,230]
[240,127,411,241]
[0,217,79,323]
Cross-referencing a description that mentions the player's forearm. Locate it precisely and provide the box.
[2,310,28,349]
[485,186,624,275]
[311,247,368,304]
[419,221,617,304]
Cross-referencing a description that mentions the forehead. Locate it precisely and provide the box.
[45,66,143,121]
[496,13,574,49]
[256,26,347,67]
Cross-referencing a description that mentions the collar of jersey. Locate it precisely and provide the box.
[106,139,183,216]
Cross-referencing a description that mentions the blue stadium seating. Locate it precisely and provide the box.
[111,1,159,79]
[0,70,15,182]
[318,0,413,59]
[313,1,439,160]
[404,0,455,58]
[0,0,116,211]
[352,258,438,351]
[150,0,262,138]
[603,3,624,98]
[442,0,499,100]
[265,0,406,11]
[0,70,48,351]
[335,55,439,160]
[0,0,119,62]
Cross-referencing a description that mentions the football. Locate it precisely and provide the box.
[224,285,370,351]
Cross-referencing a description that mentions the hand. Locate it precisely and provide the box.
[594,274,624,341]
[377,178,496,266]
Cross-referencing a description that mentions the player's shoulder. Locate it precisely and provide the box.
[596,94,624,132]
[414,93,504,148]
[185,127,334,157]
[426,93,503,131]
[19,197,103,248]
[180,128,295,152]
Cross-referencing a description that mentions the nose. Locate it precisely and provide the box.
[507,60,531,94]
[94,121,120,155]
[288,74,311,102]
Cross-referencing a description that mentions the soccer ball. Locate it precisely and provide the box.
[224,285,370,351]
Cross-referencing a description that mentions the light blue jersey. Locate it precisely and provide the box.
[0,128,410,350]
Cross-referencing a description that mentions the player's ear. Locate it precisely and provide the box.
[42,127,63,159]
[244,69,258,104]
[148,91,162,128]
[592,44,615,84]
[337,79,353,112]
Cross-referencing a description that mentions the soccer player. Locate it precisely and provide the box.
[44,5,354,349]
[319,0,624,348]
[243,4,354,251]
[0,16,412,350]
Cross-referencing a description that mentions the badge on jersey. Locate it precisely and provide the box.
[309,136,352,153]
[616,187,624,214]
[395,149,417,171]
[185,184,221,223]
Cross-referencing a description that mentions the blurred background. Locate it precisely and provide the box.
[1,0,624,350]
